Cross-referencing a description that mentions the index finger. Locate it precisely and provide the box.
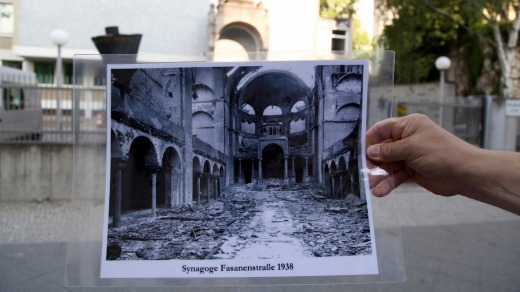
[366,117,401,146]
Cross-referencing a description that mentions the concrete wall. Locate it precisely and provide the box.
[0,144,105,201]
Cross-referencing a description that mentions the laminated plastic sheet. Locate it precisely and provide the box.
[65,51,403,287]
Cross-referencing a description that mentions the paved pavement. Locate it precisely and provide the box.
[1,183,519,291]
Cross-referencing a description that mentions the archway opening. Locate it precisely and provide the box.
[158,147,181,208]
[202,161,211,201]
[192,157,201,202]
[219,25,259,53]
[262,144,284,179]
[122,137,157,212]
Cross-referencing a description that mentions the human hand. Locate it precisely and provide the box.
[365,114,480,197]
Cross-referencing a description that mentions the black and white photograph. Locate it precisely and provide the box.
[102,60,377,278]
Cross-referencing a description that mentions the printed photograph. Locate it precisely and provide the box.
[102,60,377,278]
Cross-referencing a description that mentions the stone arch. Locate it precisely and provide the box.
[336,73,363,94]
[192,83,215,102]
[336,103,361,122]
[193,111,215,144]
[240,103,255,115]
[212,163,219,176]
[262,105,282,116]
[290,100,306,113]
[261,143,285,180]
[158,147,182,208]
[121,136,159,213]
[218,22,264,55]
[237,70,311,115]
[193,111,214,127]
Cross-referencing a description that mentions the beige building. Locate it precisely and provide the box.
[0,0,352,85]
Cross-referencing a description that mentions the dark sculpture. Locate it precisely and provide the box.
[92,26,142,91]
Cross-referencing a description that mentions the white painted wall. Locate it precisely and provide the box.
[14,0,211,59]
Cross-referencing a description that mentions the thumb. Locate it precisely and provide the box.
[367,140,410,163]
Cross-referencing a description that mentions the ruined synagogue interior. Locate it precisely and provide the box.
[106,61,371,260]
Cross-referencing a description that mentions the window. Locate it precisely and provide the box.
[3,86,24,110]
[34,62,54,84]
[2,60,21,69]
[331,30,346,51]
[0,2,14,35]
[64,63,73,85]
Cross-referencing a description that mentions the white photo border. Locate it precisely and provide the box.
[101,59,377,279]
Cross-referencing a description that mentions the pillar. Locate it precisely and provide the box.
[258,158,263,185]
[214,177,218,199]
[164,165,172,208]
[290,157,296,184]
[112,160,125,227]
[331,174,336,199]
[151,171,157,218]
[304,157,309,183]
[196,174,201,204]
[251,160,256,184]
[339,174,344,199]
[283,156,289,184]
[239,159,244,184]
[206,175,211,202]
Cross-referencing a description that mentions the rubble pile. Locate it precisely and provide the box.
[265,184,372,257]
[107,182,372,261]
[107,197,256,260]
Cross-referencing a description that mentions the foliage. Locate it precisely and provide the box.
[352,17,372,50]
[320,1,373,53]
[320,0,358,19]
[379,0,519,96]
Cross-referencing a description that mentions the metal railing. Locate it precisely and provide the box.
[0,84,106,144]
[396,97,485,147]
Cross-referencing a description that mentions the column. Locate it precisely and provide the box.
[196,174,201,204]
[258,158,263,185]
[283,156,288,184]
[151,171,157,218]
[339,174,344,199]
[164,166,172,208]
[331,174,336,199]
[251,160,256,184]
[207,175,211,202]
[304,157,309,183]
[112,160,125,227]
[214,177,218,199]
[290,157,296,184]
[239,159,244,184]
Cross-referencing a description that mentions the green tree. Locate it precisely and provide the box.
[378,0,520,98]
[320,1,373,52]
[352,17,372,50]
[320,0,358,19]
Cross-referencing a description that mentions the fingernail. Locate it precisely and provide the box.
[367,145,380,159]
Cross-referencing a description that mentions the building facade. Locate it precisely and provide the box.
[0,0,351,85]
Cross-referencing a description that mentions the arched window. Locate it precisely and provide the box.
[240,103,255,115]
[291,100,306,113]
[263,105,282,116]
